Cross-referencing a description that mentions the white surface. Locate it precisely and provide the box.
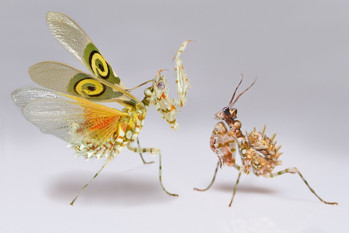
[1,1,348,233]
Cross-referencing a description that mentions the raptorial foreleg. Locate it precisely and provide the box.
[173,40,193,107]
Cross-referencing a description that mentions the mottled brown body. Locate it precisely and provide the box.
[209,122,236,167]
[195,78,337,206]
[211,117,282,177]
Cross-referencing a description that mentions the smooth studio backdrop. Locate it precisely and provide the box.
[1,1,348,233]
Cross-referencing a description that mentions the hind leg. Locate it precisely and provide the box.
[269,167,337,205]
[70,156,114,205]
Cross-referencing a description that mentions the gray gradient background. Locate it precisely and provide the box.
[1,0,348,232]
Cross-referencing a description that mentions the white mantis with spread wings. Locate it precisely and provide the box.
[12,11,192,205]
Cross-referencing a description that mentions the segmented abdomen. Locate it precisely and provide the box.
[69,113,145,160]
[246,127,283,176]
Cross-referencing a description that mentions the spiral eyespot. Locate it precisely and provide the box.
[89,50,110,79]
[74,78,105,97]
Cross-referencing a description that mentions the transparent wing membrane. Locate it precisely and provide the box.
[10,11,194,205]
[13,88,128,145]
[12,87,64,109]
[29,61,140,106]
[46,11,125,89]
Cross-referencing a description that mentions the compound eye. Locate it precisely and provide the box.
[222,107,230,116]
[230,108,237,116]
[157,81,165,90]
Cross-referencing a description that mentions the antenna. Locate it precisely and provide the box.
[230,76,257,107]
[229,74,244,105]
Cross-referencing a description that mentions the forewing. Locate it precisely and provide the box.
[13,88,129,145]
[210,122,236,167]
[46,11,125,88]
[29,61,139,107]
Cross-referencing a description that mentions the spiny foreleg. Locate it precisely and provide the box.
[173,40,193,107]
[151,70,179,130]
[268,167,338,205]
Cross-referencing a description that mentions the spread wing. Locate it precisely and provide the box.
[46,11,125,89]
[29,61,140,107]
[12,87,129,145]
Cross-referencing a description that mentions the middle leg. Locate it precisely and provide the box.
[268,167,337,205]
[229,171,242,207]
[137,137,154,164]
[193,160,220,192]
[127,143,178,197]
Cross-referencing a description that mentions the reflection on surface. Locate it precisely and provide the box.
[214,182,277,195]
[232,216,292,233]
[223,201,325,233]
[45,171,174,206]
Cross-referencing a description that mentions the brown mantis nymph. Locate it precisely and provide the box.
[194,77,338,207]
